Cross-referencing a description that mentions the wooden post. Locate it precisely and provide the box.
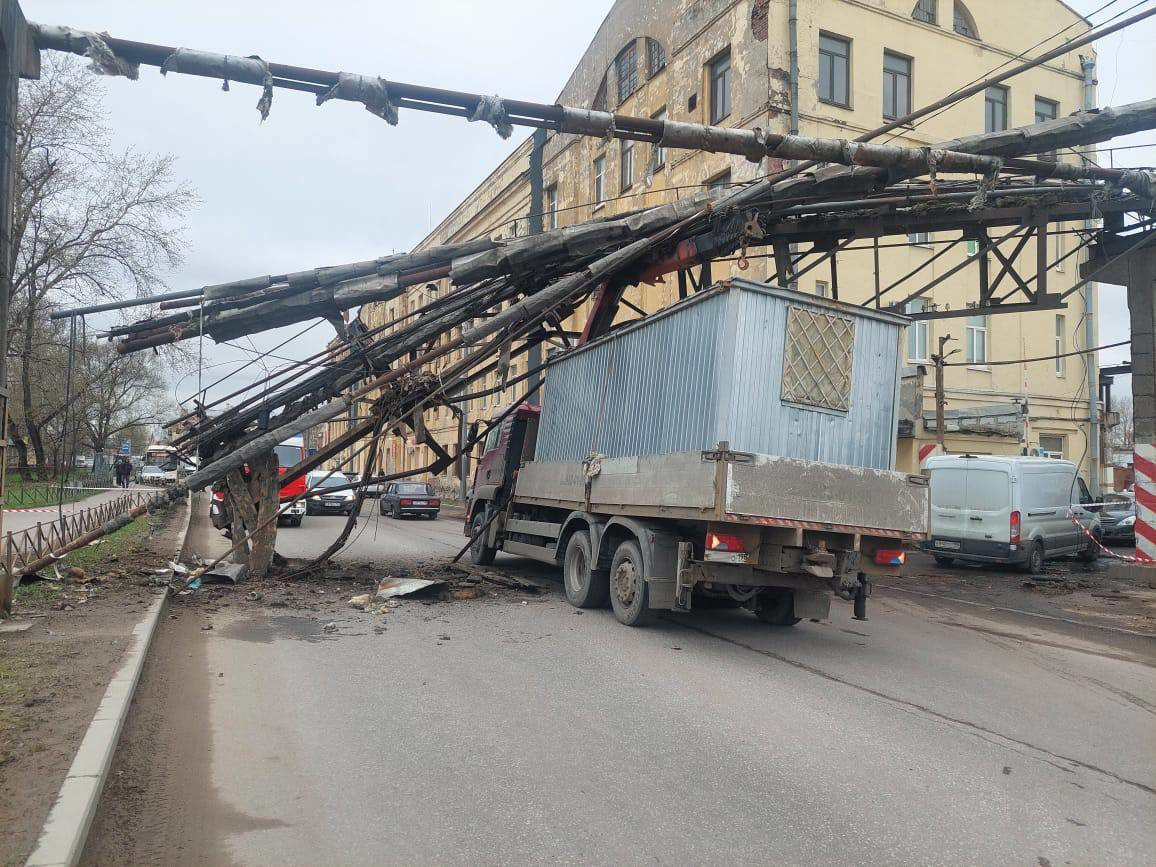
[247,451,279,580]
[931,334,957,450]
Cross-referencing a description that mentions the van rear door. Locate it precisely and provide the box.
[929,465,968,553]
[960,462,1012,554]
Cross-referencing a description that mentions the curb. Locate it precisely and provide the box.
[26,491,193,867]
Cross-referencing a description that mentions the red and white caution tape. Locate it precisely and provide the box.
[1068,510,1151,563]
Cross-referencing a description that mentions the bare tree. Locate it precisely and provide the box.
[1109,393,1134,450]
[10,54,194,475]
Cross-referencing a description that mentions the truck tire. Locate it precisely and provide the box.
[1020,540,1044,574]
[563,531,608,609]
[609,539,656,626]
[1078,534,1100,563]
[470,511,497,566]
[754,589,801,626]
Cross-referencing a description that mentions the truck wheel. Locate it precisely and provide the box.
[754,589,801,626]
[563,531,608,609]
[1020,541,1044,574]
[609,539,655,626]
[1078,534,1100,563]
[470,511,497,566]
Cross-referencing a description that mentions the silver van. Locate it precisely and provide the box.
[924,455,1101,573]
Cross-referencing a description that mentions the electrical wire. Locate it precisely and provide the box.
[943,338,1129,366]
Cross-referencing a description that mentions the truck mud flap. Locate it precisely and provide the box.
[646,577,677,610]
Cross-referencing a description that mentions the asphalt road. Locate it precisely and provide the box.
[85,500,1156,865]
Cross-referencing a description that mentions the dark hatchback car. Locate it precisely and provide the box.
[1100,503,1136,545]
[380,482,441,519]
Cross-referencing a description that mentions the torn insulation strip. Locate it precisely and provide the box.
[469,94,513,139]
[316,73,398,125]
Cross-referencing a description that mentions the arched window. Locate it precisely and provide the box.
[615,41,639,104]
[646,37,666,78]
[912,0,937,25]
[953,1,979,39]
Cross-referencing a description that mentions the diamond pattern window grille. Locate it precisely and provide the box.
[781,306,855,412]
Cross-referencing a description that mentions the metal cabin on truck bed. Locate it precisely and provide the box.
[466,280,928,626]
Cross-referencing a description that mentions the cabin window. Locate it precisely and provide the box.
[781,306,855,412]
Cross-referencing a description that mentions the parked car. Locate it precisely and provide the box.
[138,465,167,486]
[1100,503,1136,545]
[924,455,1102,573]
[305,471,355,516]
[380,482,440,519]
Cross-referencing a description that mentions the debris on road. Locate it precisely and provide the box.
[322,621,338,633]
[375,577,445,600]
[348,593,372,610]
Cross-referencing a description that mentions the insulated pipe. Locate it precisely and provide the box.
[1082,54,1100,498]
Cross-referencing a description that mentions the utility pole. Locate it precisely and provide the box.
[1081,55,1101,497]
[931,334,957,450]
[0,1,35,615]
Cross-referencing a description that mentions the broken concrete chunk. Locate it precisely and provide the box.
[348,594,372,610]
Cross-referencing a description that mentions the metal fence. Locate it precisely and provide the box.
[2,490,152,580]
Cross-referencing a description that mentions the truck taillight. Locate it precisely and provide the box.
[706,532,745,553]
[1010,510,1021,545]
[873,549,906,566]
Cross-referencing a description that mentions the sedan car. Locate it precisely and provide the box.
[305,471,356,516]
[1100,504,1136,545]
[138,465,166,485]
[380,482,441,519]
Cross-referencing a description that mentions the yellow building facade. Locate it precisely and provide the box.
[361,0,1102,491]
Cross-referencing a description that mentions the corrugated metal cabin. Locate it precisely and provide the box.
[535,279,906,471]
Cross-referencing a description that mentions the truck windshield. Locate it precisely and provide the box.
[275,445,303,468]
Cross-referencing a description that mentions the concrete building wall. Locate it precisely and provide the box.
[363,0,1100,490]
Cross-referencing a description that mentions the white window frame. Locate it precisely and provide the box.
[545,184,558,230]
[965,314,988,366]
[620,138,634,192]
[908,231,930,247]
[1055,314,1065,376]
[593,155,606,207]
[650,107,667,172]
[905,298,930,362]
[883,51,912,121]
[815,280,829,298]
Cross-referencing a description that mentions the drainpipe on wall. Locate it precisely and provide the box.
[788,0,800,142]
[1081,54,1101,496]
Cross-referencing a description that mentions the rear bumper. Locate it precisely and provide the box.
[399,507,439,516]
[924,537,1027,564]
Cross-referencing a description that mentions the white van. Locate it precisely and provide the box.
[924,455,1101,572]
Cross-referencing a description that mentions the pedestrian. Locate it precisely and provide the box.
[115,457,130,489]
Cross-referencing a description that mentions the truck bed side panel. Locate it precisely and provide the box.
[725,455,927,538]
[514,454,718,513]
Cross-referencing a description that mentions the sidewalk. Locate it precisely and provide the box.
[2,486,157,535]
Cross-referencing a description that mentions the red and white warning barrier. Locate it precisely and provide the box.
[1069,511,1151,563]
[1132,443,1156,563]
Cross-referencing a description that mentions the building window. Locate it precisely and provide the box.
[985,85,1008,133]
[650,107,667,172]
[908,231,930,246]
[1035,96,1058,161]
[707,170,731,193]
[620,138,634,192]
[1038,434,1065,459]
[1054,231,1064,271]
[912,0,937,24]
[815,280,829,298]
[593,155,605,205]
[819,34,851,108]
[953,1,980,39]
[906,299,929,362]
[1055,314,1066,376]
[709,49,732,123]
[883,51,912,120]
[616,41,638,104]
[965,314,988,365]
[545,184,558,230]
[647,38,666,79]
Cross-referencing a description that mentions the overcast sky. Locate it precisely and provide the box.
[21,0,1156,408]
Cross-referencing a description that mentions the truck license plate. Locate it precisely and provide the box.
[933,540,961,550]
